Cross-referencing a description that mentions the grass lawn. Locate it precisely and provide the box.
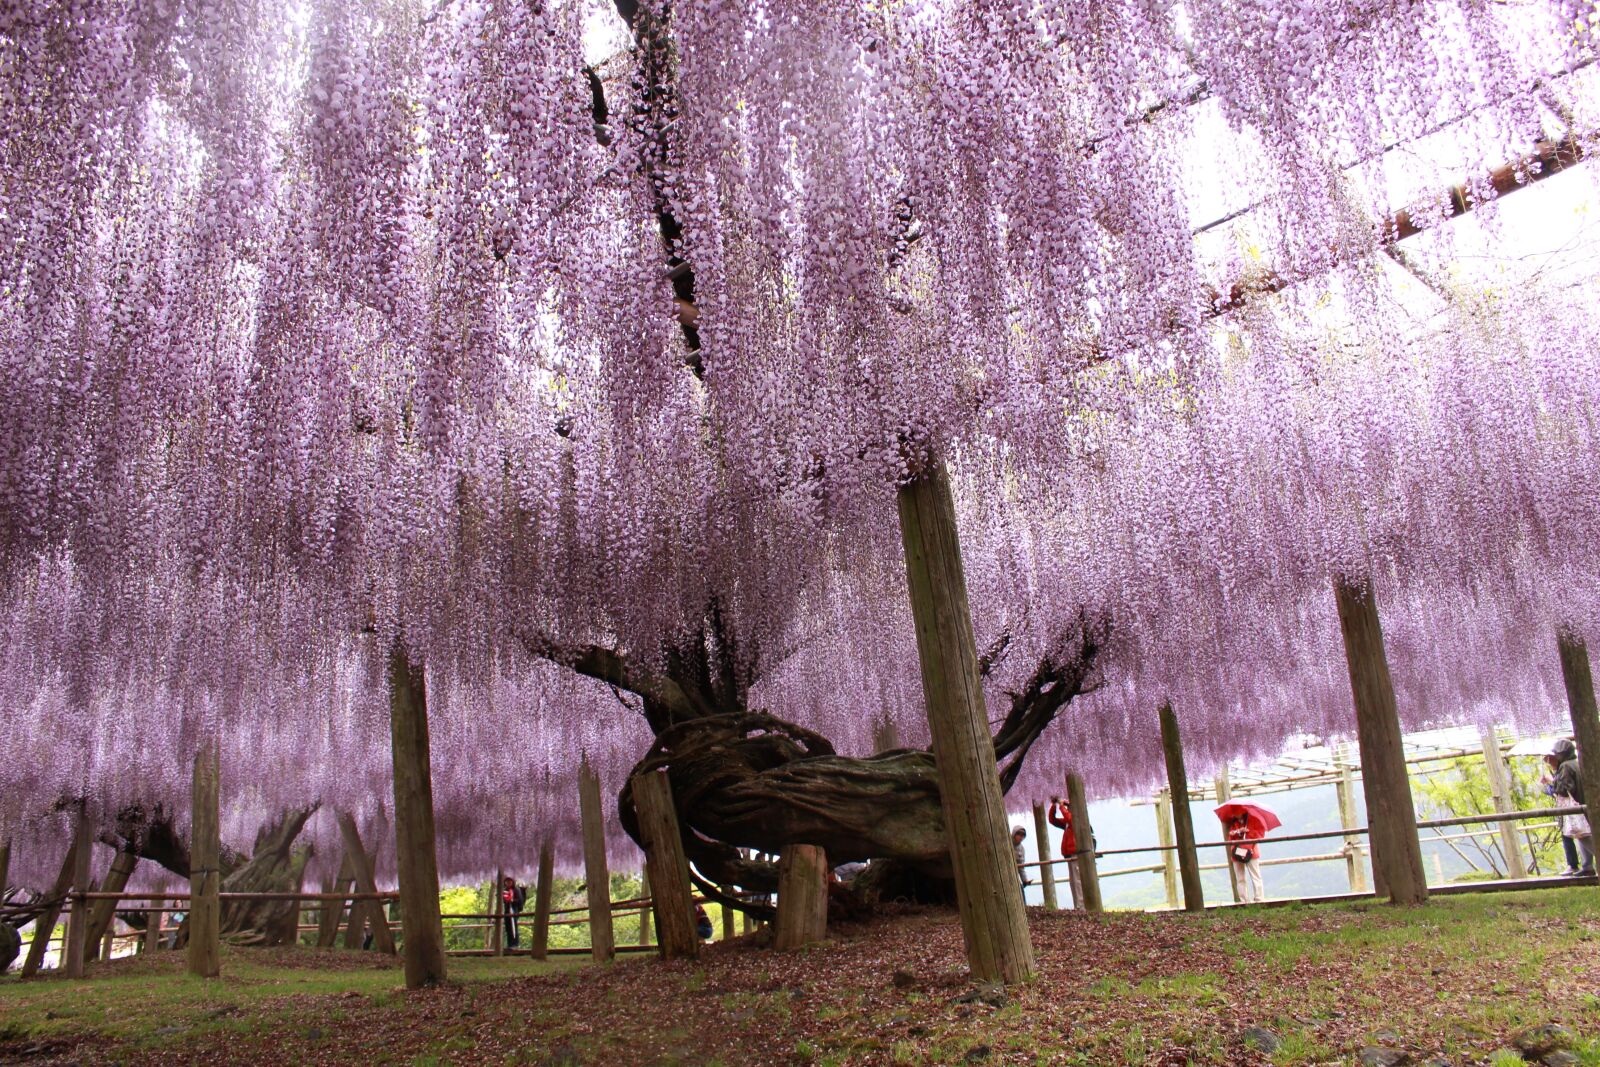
[3,889,1600,1065]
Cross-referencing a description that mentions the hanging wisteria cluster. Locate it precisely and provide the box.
[1,0,1597,886]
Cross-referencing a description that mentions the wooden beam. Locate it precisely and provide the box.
[63,806,92,978]
[1557,630,1600,857]
[631,768,699,960]
[389,639,447,988]
[638,867,653,946]
[20,833,79,977]
[774,845,828,951]
[491,867,504,956]
[1030,803,1058,911]
[897,460,1036,983]
[578,758,615,963]
[1479,727,1528,879]
[143,902,163,953]
[1064,773,1102,914]
[315,854,354,948]
[1334,749,1369,893]
[1333,575,1427,905]
[84,847,140,952]
[188,742,222,977]
[531,840,554,961]
[1159,703,1205,913]
[1214,768,1242,902]
[336,813,395,954]
[1155,789,1179,909]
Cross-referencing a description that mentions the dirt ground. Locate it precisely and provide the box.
[4,889,1599,1066]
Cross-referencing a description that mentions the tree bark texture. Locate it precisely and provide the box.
[316,854,354,948]
[20,832,80,978]
[336,812,395,954]
[1030,803,1058,911]
[897,460,1036,984]
[1556,630,1600,841]
[64,806,92,978]
[774,845,828,951]
[1158,704,1204,913]
[1333,575,1427,905]
[531,840,554,961]
[189,741,222,978]
[579,758,615,963]
[83,845,139,952]
[1065,773,1102,913]
[389,639,448,989]
[631,768,699,960]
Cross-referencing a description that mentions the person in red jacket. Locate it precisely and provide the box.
[1048,796,1085,910]
[1226,814,1265,902]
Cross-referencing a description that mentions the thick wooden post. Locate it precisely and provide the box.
[531,840,554,961]
[1158,703,1205,912]
[84,847,140,952]
[336,813,395,953]
[1478,726,1528,879]
[0,837,10,897]
[1064,773,1102,914]
[317,855,354,948]
[21,834,80,977]
[720,903,733,940]
[1556,630,1600,836]
[389,640,447,987]
[491,867,504,955]
[1333,575,1427,905]
[774,845,828,951]
[144,904,164,953]
[1155,790,1179,909]
[578,757,615,963]
[189,741,222,977]
[631,768,699,960]
[897,461,1036,983]
[1215,769,1241,901]
[63,806,93,978]
[638,868,653,946]
[1334,748,1369,893]
[1030,803,1058,910]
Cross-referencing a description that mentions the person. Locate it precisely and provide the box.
[501,875,526,948]
[1047,795,1085,909]
[1545,739,1594,876]
[1012,825,1031,892]
[1226,814,1265,903]
[694,904,714,941]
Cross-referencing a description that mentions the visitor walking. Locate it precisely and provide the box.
[1047,795,1085,909]
[501,875,526,948]
[1012,825,1031,892]
[1226,814,1266,903]
[1545,739,1594,876]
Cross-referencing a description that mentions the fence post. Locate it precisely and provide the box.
[531,839,553,961]
[1479,726,1528,879]
[1215,768,1241,902]
[144,904,164,953]
[1156,789,1179,909]
[64,805,92,978]
[318,853,354,948]
[1031,802,1058,910]
[630,768,699,960]
[579,757,615,963]
[774,845,828,950]
[1556,630,1600,854]
[1065,773,1102,913]
[491,867,504,955]
[1334,748,1368,893]
[189,742,222,978]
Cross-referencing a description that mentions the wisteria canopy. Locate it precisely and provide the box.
[1,0,1598,892]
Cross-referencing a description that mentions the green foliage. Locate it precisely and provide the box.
[1413,747,1566,877]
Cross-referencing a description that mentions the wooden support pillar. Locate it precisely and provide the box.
[872,719,902,753]
[1158,703,1204,913]
[491,867,504,956]
[720,903,733,940]
[1479,726,1528,879]
[0,837,10,897]
[578,757,615,963]
[1556,630,1600,839]
[21,833,80,977]
[1030,803,1058,911]
[188,742,222,977]
[143,904,163,953]
[84,847,140,952]
[1334,748,1368,893]
[1333,575,1427,905]
[1155,790,1179,910]
[336,813,395,954]
[631,768,699,961]
[388,639,447,988]
[638,868,653,946]
[897,461,1036,983]
[1064,773,1102,914]
[531,839,554,961]
[774,845,828,951]
[1216,769,1240,902]
[100,924,114,962]
[316,856,352,948]
[64,806,92,978]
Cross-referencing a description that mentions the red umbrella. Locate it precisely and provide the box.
[1213,801,1282,839]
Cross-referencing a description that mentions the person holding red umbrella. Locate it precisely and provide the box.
[1216,801,1280,903]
